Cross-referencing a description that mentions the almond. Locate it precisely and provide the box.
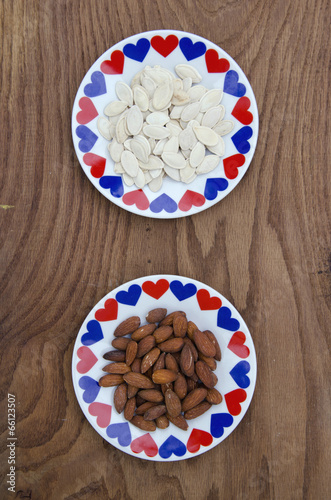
[131,323,157,341]
[206,388,223,405]
[198,352,217,370]
[131,358,141,373]
[114,383,127,413]
[165,353,179,372]
[187,320,199,340]
[143,404,166,421]
[125,340,138,365]
[156,415,169,429]
[103,350,126,362]
[161,382,173,395]
[102,362,131,374]
[146,308,167,323]
[152,369,178,384]
[123,372,154,389]
[173,314,187,337]
[160,311,186,326]
[114,316,140,337]
[141,347,161,373]
[203,330,222,361]
[138,389,164,402]
[153,325,173,343]
[183,337,198,361]
[184,401,211,419]
[99,374,124,387]
[111,337,130,350]
[174,373,187,399]
[130,415,156,432]
[180,343,195,377]
[195,360,216,388]
[165,389,182,417]
[186,377,198,393]
[159,338,184,353]
[124,396,136,421]
[135,401,158,415]
[193,329,217,358]
[181,387,208,411]
[127,384,139,398]
[153,351,166,371]
[137,335,156,357]
[166,413,189,431]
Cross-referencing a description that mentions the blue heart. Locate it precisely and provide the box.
[230,361,251,389]
[81,320,104,346]
[179,37,206,61]
[99,176,124,198]
[106,423,131,447]
[150,193,177,214]
[231,126,253,154]
[159,435,186,459]
[170,280,197,301]
[210,413,234,438]
[217,307,240,331]
[116,284,142,306]
[76,125,98,153]
[79,376,100,403]
[223,70,246,97]
[123,38,150,62]
[84,71,107,97]
[204,178,229,200]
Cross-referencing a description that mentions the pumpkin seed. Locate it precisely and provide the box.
[193,125,219,146]
[180,101,201,122]
[108,139,124,163]
[97,117,113,140]
[212,120,234,136]
[175,64,202,83]
[146,112,170,126]
[121,150,139,177]
[189,142,205,168]
[143,125,170,140]
[133,85,149,112]
[126,105,143,136]
[161,151,186,169]
[115,81,133,106]
[200,89,223,112]
[104,100,128,117]
[196,154,220,174]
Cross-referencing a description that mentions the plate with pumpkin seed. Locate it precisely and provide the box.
[72,30,259,218]
[72,275,257,461]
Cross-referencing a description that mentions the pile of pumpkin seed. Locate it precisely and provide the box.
[97,64,234,192]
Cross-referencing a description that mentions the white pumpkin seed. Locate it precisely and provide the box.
[148,137,156,151]
[179,127,198,150]
[201,106,224,128]
[121,150,139,177]
[124,139,132,151]
[170,105,186,119]
[122,173,135,186]
[163,136,179,153]
[104,100,128,117]
[146,112,169,126]
[141,76,156,97]
[144,171,153,183]
[161,151,186,169]
[108,139,124,163]
[113,162,125,174]
[196,154,220,174]
[164,164,181,181]
[130,70,143,88]
[193,125,219,146]
[133,85,149,112]
[187,85,207,102]
[130,138,149,163]
[212,120,234,136]
[200,89,223,112]
[152,80,173,110]
[182,77,193,92]
[181,149,191,159]
[189,142,205,168]
[133,168,146,188]
[143,125,170,140]
[153,138,168,155]
[207,136,225,156]
[115,81,133,106]
[166,122,182,137]
[175,64,202,83]
[180,101,201,122]
[97,117,112,140]
[149,168,163,179]
[148,174,163,192]
[173,78,183,91]
[126,105,143,135]
[115,113,129,143]
[171,89,191,106]
[180,163,197,183]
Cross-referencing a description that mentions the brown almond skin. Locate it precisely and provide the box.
[137,335,156,357]
[160,311,186,326]
[187,320,199,340]
[153,326,173,343]
[153,352,166,372]
[184,401,212,419]
[99,374,124,387]
[186,377,198,393]
[114,383,127,413]
[203,330,222,361]
[181,388,208,411]
[156,415,169,429]
[123,372,155,389]
[195,360,216,388]
[159,338,184,353]
[143,404,167,421]
[198,352,217,371]
[131,323,157,341]
[193,329,217,358]
[102,362,131,374]
[146,308,167,323]
[161,382,173,395]
[206,388,223,405]
[130,415,156,432]
[125,340,138,366]
[141,347,161,373]
[127,384,139,398]
[152,369,178,384]
[180,343,195,377]
[174,373,188,400]
[138,389,164,403]
[114,316,141,337]
[165,389,182,417]
[173,314,187,338]
[131,358,141,373]
[165,353,179,373]
[123,396,136,421]
[183,337,198,361]
[103,350,126,362]
[166,413,189,431]
[135,401,158,415]
[111,337,130,350]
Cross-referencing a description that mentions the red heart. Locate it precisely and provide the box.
[83,153,106,178]
[227,331,250,358]
[205,49,230,73]
[95,298,118,322]
[100,50,125,74]
[225,389,247,416]
[77,97,98,125]
[142,279,169,299]
[77,346,98,374]
[187,428,213,453]
[197,289,222,310]
[88,402,112,428]
[178,190,205,212]
[122,189,150,210]
[223,154,245,180]
[130,433,158,457]
[231,96,253,125]
[151,35,179,57]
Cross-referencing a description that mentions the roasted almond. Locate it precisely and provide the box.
[123,372,155,389]
[160,311,186,326]
[141,347,161,373]
[137,335,156,357]
[131,323,157,341]
[206,388,223,405]
[153,351,166,371]
[165,353,179,373]
[130,415,156,432]
[159,338,184,353]
[165,389,182,417]
[135,401,158,415]
[180,343,195,377]
[102,362,131,374]
[193,329,217,358]
[186,377,198,393]
[143,404,166,421]
[195,360,216,388]
[111,337,130,350]
[174,373,187,400]
[99,374,124,387]
[125,340,138,365]
[204,330,222,361]
[156,415,169,429]
[183,337,198,361]
[127,384,139,398]
[181,387,208,411]
[138,389,164,403]
[131,358,141,373]
[152,369,178,384]
[146,308,167,323]
[153,325,173,343]
[103,350,126,362]
[114,383,127,413]
[114,316,140,337]
[198,352,217,371]
[187,320,199,340]
[173,314,187,337]
[166,413,189,431]
[124,396,136,421]
[184,401,211,419]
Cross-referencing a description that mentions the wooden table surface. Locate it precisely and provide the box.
[1,0,330,499]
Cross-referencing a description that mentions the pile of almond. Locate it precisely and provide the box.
[99,308,223,432]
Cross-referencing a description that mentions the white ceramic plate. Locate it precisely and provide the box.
[72,30,259,218]
[72,275,257,461]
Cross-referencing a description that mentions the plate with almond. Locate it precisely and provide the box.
[72,275,257,461]
[72,30,258,218]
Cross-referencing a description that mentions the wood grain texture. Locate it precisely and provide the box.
[0,0,330,498]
